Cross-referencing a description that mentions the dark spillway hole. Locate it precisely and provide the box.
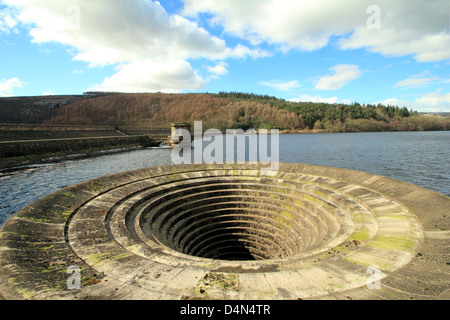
[137,180,335,261]
[141,206,302,261]
[199,237,258,261]
[169,220,286,261]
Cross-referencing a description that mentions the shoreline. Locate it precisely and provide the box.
[278,128,450,134]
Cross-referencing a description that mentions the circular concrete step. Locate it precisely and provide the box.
[0,163,448,300]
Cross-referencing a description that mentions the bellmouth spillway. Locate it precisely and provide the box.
[0,163,448,300]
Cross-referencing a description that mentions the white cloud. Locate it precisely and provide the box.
[0,6,19,34]
[340,29,450,63]
[183,0,365,51]
[339,1,450,62]
[4,0,265,93]
[89,59,205,93]
[259,80,301,91]
[183,0,450,62]
[394,75,444,88]
[8,0,231,64]
[207,61,229,77]
[292,90,450,112]
[0,77,25,96]
[413,90,450,112]
[377,98,410,109]
[42,90,57,96]
[315,65,361,90]
[377,90,450,112]
[289,94,351,104]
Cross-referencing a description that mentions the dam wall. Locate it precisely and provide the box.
[0,135,155,159]
[0,124,172,169]
[0,124,120,141]
[0,123,117,131]
[0,124,170,141]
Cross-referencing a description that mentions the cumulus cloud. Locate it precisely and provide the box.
[259,80,301,91]
[183,0,365,51]
[8,0,222,63]
[89,59,206,93]
[4,0,266,93]
[207,61,229,77]
[315,65,361,90]
[413,90,450,112]
[291,91,449,112]
[377,90,450,112]
[339,1,450,62]
[182,0,450,62]
[0,77,25,96]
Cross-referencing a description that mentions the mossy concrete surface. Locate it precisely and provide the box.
[0,163,448,300]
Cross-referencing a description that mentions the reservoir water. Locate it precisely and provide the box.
[1,131,449,227]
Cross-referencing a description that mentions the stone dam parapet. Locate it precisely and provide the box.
[0,123,173,164]
[0,135,157,159]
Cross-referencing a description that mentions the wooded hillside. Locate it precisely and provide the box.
[3,92,449,132]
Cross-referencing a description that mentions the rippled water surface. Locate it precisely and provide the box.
[1,131,448,227]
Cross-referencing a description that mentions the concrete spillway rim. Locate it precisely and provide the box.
[0,163,448,300]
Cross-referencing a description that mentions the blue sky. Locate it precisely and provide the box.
[0,0,449,112]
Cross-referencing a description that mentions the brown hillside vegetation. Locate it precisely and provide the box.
[41,92,450,132]
[44,93,229,128]
[0,95,95,124]
[43,93,301,130]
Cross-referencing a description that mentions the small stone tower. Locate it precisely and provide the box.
[170,123,191,146]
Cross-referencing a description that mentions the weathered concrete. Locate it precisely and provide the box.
[0,124,170,141]
[0,136,156,159]
[0,163,448,300]
[0,123,118,131]
[0,134,171,171]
